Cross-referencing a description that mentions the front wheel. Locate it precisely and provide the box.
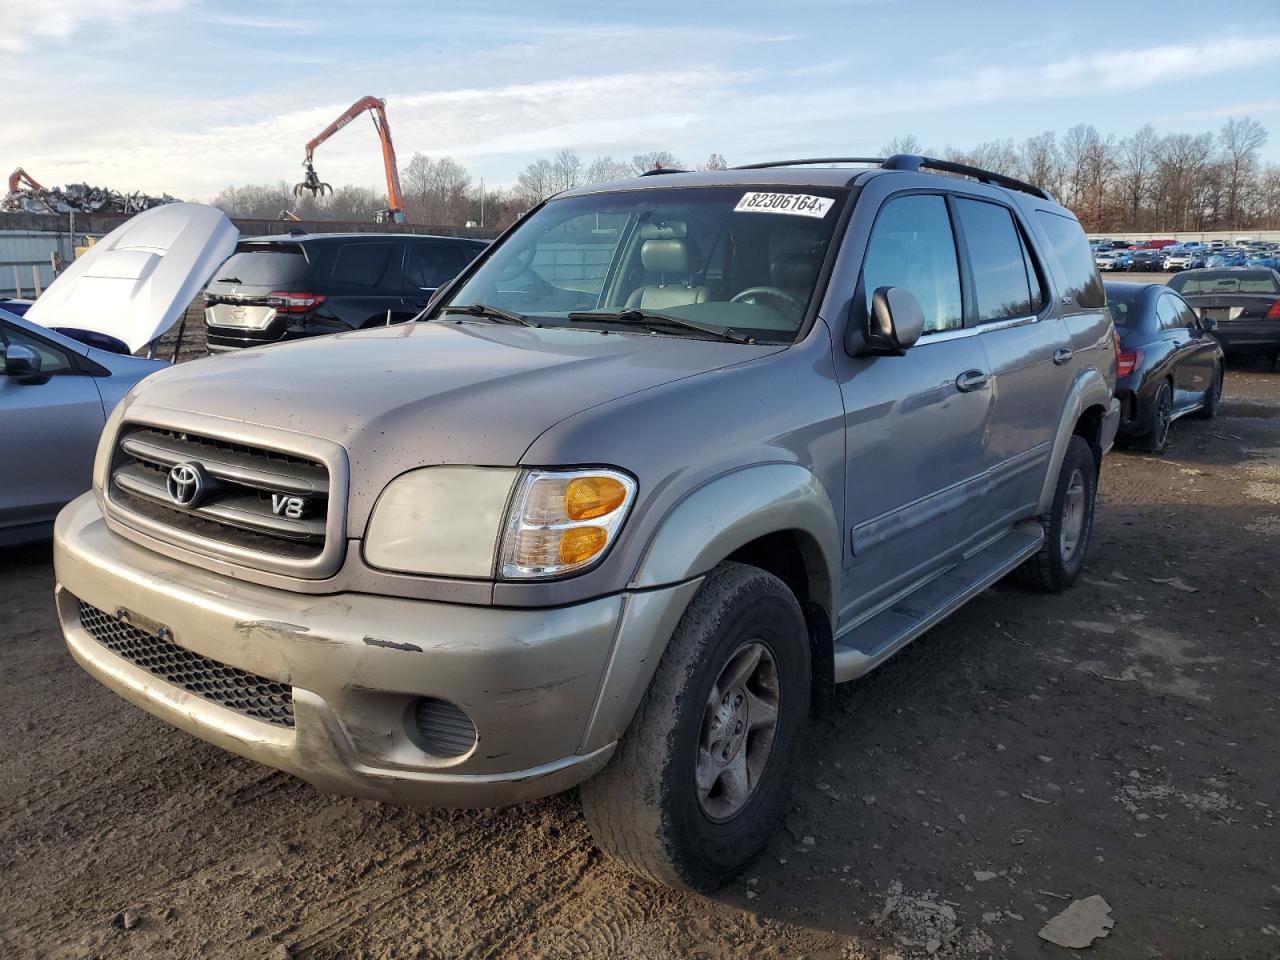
[1014,435,1097,592]
[580,562,811,891]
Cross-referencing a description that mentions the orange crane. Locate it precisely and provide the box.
[294,96,406,224]
[6,168,59,214]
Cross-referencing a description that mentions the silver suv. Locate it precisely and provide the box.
[54,156,1119,891]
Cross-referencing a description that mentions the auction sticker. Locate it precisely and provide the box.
[734,192,834,218]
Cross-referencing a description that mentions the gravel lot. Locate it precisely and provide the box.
[1,354,1278,959]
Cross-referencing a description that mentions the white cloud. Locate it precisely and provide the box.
[0,0,188,52]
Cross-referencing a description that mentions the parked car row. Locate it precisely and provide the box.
[1091,237,1280,272]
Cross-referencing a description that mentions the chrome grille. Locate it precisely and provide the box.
[108,425,330,563]
[77,599,294,727]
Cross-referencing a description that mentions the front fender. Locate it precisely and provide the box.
[1038,367,1115,513]
[629,462,840,616]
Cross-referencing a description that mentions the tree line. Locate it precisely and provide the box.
[211,118,1280,233]
[885,117,1278,234]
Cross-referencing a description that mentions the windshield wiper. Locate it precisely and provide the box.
[567,309,754,343]
[215,276,243,284]
[440,303,540,327]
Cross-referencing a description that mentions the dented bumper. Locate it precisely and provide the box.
[53,494,696,807]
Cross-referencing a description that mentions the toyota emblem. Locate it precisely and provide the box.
[166,462,206,508]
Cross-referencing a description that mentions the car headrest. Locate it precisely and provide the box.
[638,220,688,240]
[641,238,700,276]
[771,251,819,290]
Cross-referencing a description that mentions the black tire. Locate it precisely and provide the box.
[1142,380,1174,454]
[1191,362,1223,419]
[580,562,811,891]
[1014,435,1097,593]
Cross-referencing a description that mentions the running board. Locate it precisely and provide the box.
[832,521,1044,682]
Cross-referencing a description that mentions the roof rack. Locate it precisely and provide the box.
[732,154,1052,201]
[639,167,690,177]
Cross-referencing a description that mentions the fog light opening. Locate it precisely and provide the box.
[410,697,477,758]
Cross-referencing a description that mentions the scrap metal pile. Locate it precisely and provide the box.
[3,181,180,215]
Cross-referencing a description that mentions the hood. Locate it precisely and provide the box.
[26,202,238,353]
[125,320,783,525]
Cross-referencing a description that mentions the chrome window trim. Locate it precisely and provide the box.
[102,404,350,580]
[914,313,1039,345]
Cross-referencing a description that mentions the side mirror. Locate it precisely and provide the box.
[4,343,48,384]
[1200,316,1218,332]
[851,286,925,356]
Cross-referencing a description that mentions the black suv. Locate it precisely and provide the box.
[203,233,488,351]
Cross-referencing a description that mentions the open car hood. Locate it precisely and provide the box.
[25,203,238,354]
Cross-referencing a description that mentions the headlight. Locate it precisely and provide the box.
[500,469,636,579]
[363,466,636,580]
[364,466,520,576]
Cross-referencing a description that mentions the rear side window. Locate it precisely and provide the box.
[405,241,482,289]
[954,198,1042,323]
[1155,295,1183,331]
[217,245,308,287]
[332,242,398,288]
[1035,211,1105,309]
[862,195,963,334]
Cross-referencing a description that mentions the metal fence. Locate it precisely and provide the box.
[0,230,75,298]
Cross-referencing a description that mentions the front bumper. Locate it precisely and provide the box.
[54,493,697,808]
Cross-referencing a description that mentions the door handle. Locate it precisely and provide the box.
[955,369,989,392]
[1052,347,1073,365]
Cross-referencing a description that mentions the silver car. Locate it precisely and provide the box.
[0,310,163,545]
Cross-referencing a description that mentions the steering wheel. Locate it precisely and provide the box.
[730,286,806,313]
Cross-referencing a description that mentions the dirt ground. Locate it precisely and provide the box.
[2,358,1279,959]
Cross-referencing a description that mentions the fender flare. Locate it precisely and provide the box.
[629,462,840,618]
[1038,368,1113,513]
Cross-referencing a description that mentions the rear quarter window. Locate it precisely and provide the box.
[1035,211,1105,309]
[331,242,399,288]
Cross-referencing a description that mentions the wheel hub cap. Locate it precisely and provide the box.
[1061,468,1087,560]
[696,640,780,822]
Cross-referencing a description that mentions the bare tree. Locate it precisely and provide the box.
[1017,131,1062,198]
[549,149,583,192]
[700,152,729,170]
[881,134,924,156]
[1219,116,1268,228]
[632,151,681,174]
[584,156,635,183]
[1117,124,1158,231]
[515,158,556,206]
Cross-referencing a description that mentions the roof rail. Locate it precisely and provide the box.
[639,167,690,177]
[882,154,1052,201]
[733,157,885,170]
[733,154,1052,201]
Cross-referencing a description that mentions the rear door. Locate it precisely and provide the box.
[326,239,412,327]
[951,194,1072,530]
[0,319,104,537]
[832,192,994,626]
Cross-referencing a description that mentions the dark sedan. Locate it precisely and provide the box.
[1106,281,1224,454]
[1168,268,1280,368]
[1126,250,1162,272]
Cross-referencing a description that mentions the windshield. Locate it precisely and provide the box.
[1170,270,1280,295]
[438,185,849,341]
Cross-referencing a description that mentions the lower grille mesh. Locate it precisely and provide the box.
[77,600,295,728]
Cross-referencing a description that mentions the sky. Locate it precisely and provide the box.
[8,0,1280,201]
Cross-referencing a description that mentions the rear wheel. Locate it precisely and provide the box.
[1014,435,1097,593]
[580,562,810,891]
[1192,362,1223,419]
[1143,380,1173,454]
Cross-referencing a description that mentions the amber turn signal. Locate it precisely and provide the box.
[564,476,628,521]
